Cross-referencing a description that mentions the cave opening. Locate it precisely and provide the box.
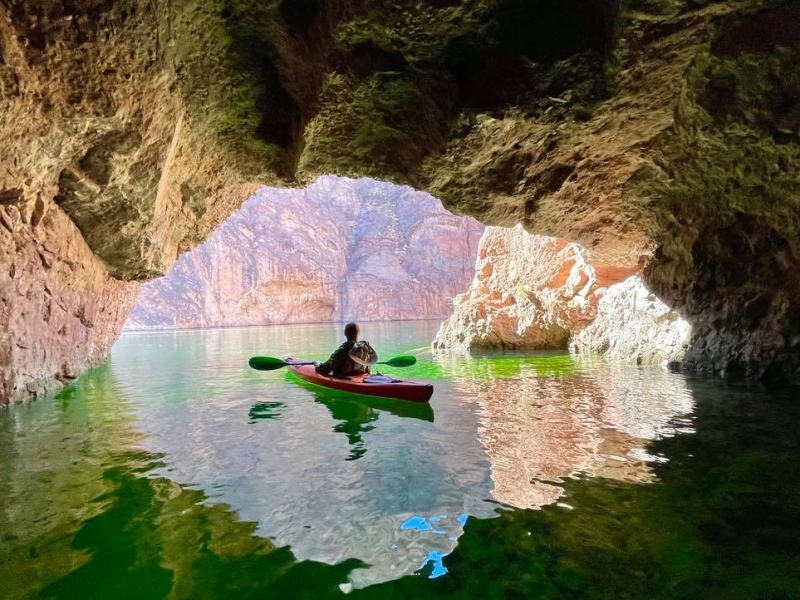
[124,176,484,331]
[124,172,692,380]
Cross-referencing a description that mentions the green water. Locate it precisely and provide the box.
[1,320,799,599]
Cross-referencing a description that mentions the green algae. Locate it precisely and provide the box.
[629,38,800,344]
[428,352,583,381]
[299,71,446,181]
[167,1,288,177]
[334,2,494,65]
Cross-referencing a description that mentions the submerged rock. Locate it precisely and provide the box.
[434,225,691,366]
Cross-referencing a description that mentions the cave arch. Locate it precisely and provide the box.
[2,0,800,403]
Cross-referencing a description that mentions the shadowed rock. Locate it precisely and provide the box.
[1,0,799,401]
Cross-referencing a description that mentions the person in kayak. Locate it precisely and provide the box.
[315,322,376,377]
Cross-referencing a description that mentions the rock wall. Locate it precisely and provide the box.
[2,0,800,401]
[125,177,483,329]
[570,275,692,367]
[0,199,137,402]
[434,225,691,366]
[0,1,260,403]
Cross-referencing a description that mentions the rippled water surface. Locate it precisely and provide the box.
[2,321,799,599]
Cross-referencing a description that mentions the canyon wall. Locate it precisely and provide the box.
[0,199,137,402]
[2,0,799,401]
[125,177,483,329]
[434,226,691,366]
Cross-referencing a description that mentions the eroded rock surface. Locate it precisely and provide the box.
[0,201,137,402]
[125,177,483,328]
[2,0,799,401]
[434,225,691,365]
[1,1,261,402]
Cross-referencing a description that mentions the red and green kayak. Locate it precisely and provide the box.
[285,359,433,403]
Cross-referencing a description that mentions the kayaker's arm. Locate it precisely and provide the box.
[316,342,351,375]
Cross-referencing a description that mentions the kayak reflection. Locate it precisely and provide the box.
[288,377,434,461]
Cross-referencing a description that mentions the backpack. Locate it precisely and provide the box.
[348,341,378,368]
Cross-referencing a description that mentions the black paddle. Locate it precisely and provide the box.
[248,355,417,371]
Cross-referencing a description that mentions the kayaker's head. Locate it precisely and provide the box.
[344,322,360,342]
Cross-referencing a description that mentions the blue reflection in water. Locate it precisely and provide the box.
[420,550,449,578]
[401,515,457,577]
[400,515,446,534]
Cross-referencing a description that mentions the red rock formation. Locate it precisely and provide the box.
[125,177,483,329]
[434,225,691,365]
[0,199,137,402]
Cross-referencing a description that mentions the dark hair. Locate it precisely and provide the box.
[344,322,360,342]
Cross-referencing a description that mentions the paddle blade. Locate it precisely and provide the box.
[249,356,288,371]
[382,355,417,367]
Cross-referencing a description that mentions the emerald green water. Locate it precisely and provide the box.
[1,320,799,599]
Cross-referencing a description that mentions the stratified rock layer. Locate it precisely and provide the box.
[125,177,483,329]
[434,225,691,365]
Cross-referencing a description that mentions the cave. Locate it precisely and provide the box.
[3,0,800,596]
[2,0,799,398]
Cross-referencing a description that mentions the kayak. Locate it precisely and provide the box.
[285,358,433,403]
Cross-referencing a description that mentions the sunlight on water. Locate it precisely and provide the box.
[1,321,799,599]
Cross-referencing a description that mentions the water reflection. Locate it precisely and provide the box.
[248,401,287,423]
[108,332,696,588]
[436,353,694,509]
[108,325,492,589]
[0,366,146,598]
[353,377,800,599]
[0,368,359,599]
[3,323,749,597]
[306,383,435,461]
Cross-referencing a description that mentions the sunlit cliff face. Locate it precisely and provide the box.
[124,176,484,329]
[1,0,799,402]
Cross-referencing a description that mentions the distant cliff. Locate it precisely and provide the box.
[124,177,483,329]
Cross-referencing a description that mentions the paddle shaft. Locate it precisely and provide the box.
[283,359,403,366]
[249,355,416,371]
